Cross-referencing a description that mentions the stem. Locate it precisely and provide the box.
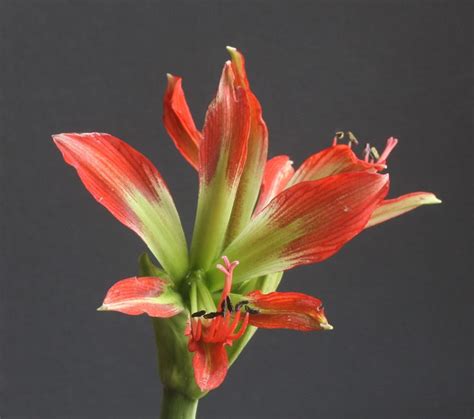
[160,388,198,419]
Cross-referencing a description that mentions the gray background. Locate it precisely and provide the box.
[1,1,472,418]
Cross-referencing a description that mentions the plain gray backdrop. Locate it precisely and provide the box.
[1,1,472,418]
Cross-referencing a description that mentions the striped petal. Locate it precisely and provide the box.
[224,47,268,243]
[190,62,251,269]
[98,276,183,317]
[254,155,295,215]
[210,172,389,286]
[366,192,441,228]
[246,291,333,331]
[289,144,384,186]
[53,132,188,281]
[163,75,203,170]
[192,342,228,391]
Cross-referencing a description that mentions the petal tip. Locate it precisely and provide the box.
[97,305,107,311]
[320,322,334,330]
[427,194,442,205]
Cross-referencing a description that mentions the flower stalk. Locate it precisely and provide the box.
[160,388,198,419]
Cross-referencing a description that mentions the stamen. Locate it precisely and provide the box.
[229,312,250,340]
[235,300,249,311]
[191,310,206,318]
[226,296,234,313]
[227,309,242,335]
[245,306,260,315]
[370,146,380,161]
[347,131,359,148]
[334,131,345,145]
[203,311,224,319]
[195,318,202,341]
[363,143,371,162]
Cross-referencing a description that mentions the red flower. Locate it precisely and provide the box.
[54,46,440,396]
[186,258,249,390]
[186,257,332,391]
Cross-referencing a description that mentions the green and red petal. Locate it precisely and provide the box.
[163,74,203,170]
[212,172,389,285]
[190,62,251,269]
[366,191,441,228]
[246,290,332,331]
[225,47,269,242]
[98,276,184,317]
[254,155,295,214]
[289,144,383,186]
[53,133,188,280]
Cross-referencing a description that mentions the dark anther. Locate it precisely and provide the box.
[191,310,206,318]
[235,300,249,311]
[226,296,234,313]
[245,306,260,315]
[203,311,224,319]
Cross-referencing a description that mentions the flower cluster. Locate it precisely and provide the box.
[54,47,440,393]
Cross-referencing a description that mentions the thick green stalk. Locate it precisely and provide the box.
[160,388,198,419]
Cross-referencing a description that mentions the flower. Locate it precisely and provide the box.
[185,257,250,390]
[53,47,440,396]
[186,257,332,390]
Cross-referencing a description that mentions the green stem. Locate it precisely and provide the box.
[160,388,198,419]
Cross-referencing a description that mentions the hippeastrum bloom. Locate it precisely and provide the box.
[54,47,440,419]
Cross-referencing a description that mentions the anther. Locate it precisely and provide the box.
[235,300,249,311]
[245,306,260,315]
[370,146,380,161]
[203,311,224,319]
[226,296,234,313]
[191,310,206,318]
[363,143,371,162]
[220,300,227,314]
[347,131,359,147]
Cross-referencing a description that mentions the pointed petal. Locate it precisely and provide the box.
[225,47,268,242]
[192,342,228,391]
[246,291,332,331]
[99,276,184,317]
[254,155,295,214]
[290,144,384,186]
[210,172,389,286]
[163,75,203,170]
[53,133,188,280]
[366,192,441,228]
[191,62,251,269]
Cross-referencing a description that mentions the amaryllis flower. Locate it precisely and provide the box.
[54,47,440,416]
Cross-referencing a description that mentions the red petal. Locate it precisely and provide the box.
[225,48,269,241]
[190,62,251,268]
[163,75,203,170]
[291,144,384,185]
[254,155,295,214]
[192,342,229,391]
[220,172,389,283]
[199,61,250,185]
[53,133,167,227]
[53,132,188,279]
[99,277,183,317]
[246,291,332,331]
